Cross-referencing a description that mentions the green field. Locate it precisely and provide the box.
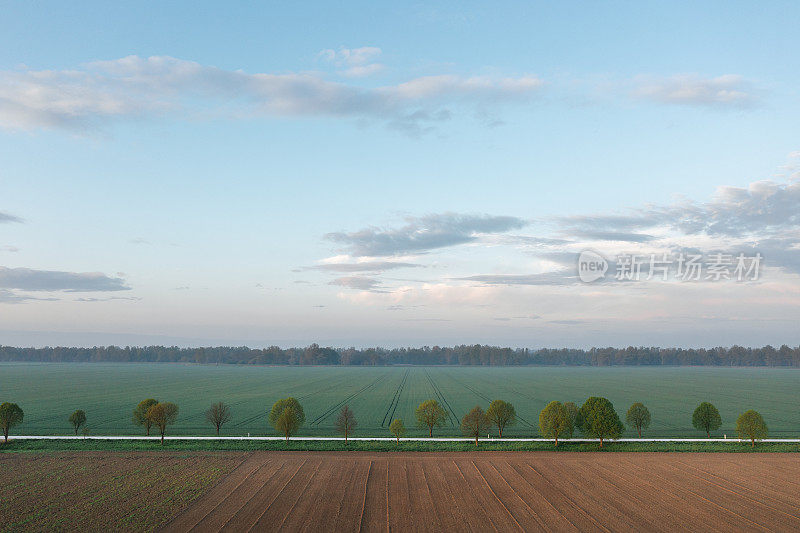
[1,363,799,437]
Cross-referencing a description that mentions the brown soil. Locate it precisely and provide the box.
[164,452,800,532]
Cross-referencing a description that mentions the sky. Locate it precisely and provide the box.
[1,1,799,348]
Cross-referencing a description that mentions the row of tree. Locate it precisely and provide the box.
[2,343,800,366]
[0,398,770,447]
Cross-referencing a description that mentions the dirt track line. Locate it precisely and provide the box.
[356,460,372,532]
[183,455,273,532]
[451,460,501,532]
[501,461,580,532]
[670,459,800,523]
[483,461,552,532]
[311,373,388,426]
[524,463,611,533]
[263,461,321,532]
[222,458,306,532]
[674,459,800,515]
[619,458,770,532]
[384,461,390,533]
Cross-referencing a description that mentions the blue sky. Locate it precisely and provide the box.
[1,1,799,348]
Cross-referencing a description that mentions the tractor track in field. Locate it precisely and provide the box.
[424,370,459,427]
[381,369,410,428]
[447,375,536,429]
[310,373,390,426]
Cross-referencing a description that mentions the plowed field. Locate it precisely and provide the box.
[165,452,800,532]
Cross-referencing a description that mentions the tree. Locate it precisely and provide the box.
[736,410,768,447]
[577,397,624,448]
[205,402,232,436]
[692,402,722,438]
[415,399,447,437]
[275,407,301,442]
[563,402,578,438]
[0,402,23,443]
[389,419,405,444]
[486,400,516,438]
[335,405,357,443]
[133,399,159,435]
[539,401,572,446]
[69,410,87,435]
[270,398,305,441]
[625,403,651,438]
[461,406,490,446]
[146,402,178,444]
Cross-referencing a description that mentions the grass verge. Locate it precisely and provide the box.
[2,439,799,453]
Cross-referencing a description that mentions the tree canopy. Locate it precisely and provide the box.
[0,402,24,443]
[486,400,516,437]
[133,398,159,435]
[625,403,651,438]
[577,397,624,447]
[389,419,405,443]
[270,398,305,441]
[539,401,573,446]
[461,406,490,446]
[415,399,447,437]
[736,410,768,447]
[69,410,87,435]
[692,402,722,437]
[146,402,178,444]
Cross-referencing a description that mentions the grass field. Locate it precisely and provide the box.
[2,363,799,438]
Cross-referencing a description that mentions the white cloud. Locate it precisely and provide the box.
[632,74,757,107]
[0,55,543,134]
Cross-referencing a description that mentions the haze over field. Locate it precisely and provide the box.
[1,2,799,348]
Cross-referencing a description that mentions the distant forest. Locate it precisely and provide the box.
[1,344,800,366]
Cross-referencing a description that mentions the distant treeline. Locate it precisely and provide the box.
[1,343,800,366]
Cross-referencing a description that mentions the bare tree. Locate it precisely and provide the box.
[205,402,232,436]
[335,405,357,443]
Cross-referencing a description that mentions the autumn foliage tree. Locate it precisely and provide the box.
[539,401,572,446]
[146,402,179,444]
[415,399,447,437]
[335,405,357,443]
[461,406,490,446]
[692,402,722,437]
[625,403,651,437]
[0,402,23,443]
[69,410,87,435]
[736,410,768,447]
[205,402,232,435]
[133,398,158,435]
[389,419,405,444]
[486,400,516,438]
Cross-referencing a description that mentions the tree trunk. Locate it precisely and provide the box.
[396,436,399,444]
[706,430,710,438]
[74,427,78,436]
[285,433,289,442]
[637,427,641,438]
[751,437,755,448]
[429,427,432,437]
[3,428,8,443]
[599,437,603,448]
[475,435,478,447]
[216,425,220,436]
[555,436,558,447]
[146,425,150,436]
[499,427,503,438]
[160,432,164,445]
[345,428,348,443]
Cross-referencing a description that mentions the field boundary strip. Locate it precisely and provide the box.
[9,436,800,442]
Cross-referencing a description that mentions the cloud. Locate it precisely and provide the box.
[0,55,543,134]
[0,288,59,304]
[458,272,577,286]
[567,230,655,243]
[319,47,384,77]
[329,276,384,291]
[632,74,757,108]
[325,212,527,256]
[0,266,130,292]
[0,245,20,252]
[0,211,23,223]
[307,261,423,272]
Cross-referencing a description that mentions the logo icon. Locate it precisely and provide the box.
[577,250,608,283]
